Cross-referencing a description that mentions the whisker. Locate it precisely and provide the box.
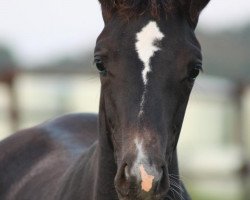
[171,183,184,193]
[169,175,182,183]
[169,173,181,178]
[169,173,188,180]
[167,194,174,200]
[170,186,185,200]
[170,189,178,200]
[170,180,184,192]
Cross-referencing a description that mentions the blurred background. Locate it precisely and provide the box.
[0,0,249,199]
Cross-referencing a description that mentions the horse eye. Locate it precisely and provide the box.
[94,58,107,75]
[188,66,201,81]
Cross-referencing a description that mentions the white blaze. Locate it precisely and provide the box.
[131,138,147,177]
[135,21,164,116]
[135,138,146,164]
[136,21,164,85]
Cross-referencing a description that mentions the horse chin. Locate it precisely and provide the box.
[117,189,166,200]
[118,195,163,200]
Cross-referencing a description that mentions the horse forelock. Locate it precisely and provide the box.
[99,0,178,19]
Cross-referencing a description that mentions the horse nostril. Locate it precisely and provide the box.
[124,164,129,179]
[115,163,130,197]
[118,163,129,183]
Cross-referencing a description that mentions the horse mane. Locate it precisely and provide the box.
[99,0,178,19]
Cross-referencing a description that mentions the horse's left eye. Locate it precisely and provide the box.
[188,66,202,81]
[94,58,107,75]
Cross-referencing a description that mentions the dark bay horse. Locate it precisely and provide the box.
[0,0,210,199]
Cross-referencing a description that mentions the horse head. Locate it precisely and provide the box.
[95,0,210,199]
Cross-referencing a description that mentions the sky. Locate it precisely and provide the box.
[0,0,250,66]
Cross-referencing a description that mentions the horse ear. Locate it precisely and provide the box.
[98,0,116,23]
[179,0,210,29]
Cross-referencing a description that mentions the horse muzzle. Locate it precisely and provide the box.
[114,156,170,200]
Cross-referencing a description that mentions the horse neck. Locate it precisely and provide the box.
[55,109,118,200]
[80,108,118,199]
[89,105,118,199]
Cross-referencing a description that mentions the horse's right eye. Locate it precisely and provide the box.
[188,64,202,82]
[189,67,200,81]
[94,58,107,75]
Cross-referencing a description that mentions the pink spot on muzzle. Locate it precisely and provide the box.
[139,164,155,192]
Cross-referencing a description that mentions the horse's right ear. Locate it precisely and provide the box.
[178,0,210,29]
[98,0,116,23]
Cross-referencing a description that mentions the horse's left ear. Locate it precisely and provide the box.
[98,0,116,24]
[179,0,210,29]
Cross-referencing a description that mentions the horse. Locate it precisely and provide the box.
[0,0,210,199]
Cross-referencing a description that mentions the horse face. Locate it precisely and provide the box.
[95,1,209,199]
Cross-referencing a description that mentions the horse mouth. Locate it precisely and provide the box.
[118,194,165,200]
